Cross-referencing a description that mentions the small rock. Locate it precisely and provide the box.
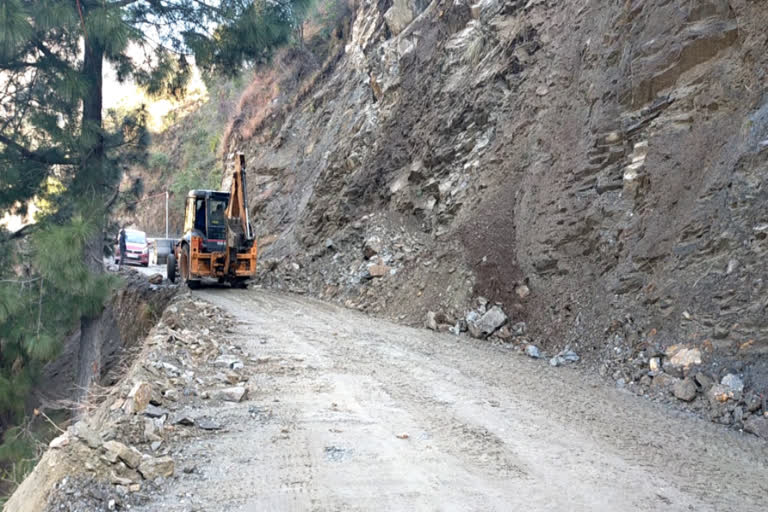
[693,372,714,392]
[148,273,163,285]
[673,378,697,402]
[720,374,744,393]
[425,312,438,331]
[367,263,391,278]
[143,419,161,443]
[525,345,541,359]
[108,499,117,511]
[649,357,661,372]
[197,418,223,431]
[49,433,70,449]
[549,348,580,367]
[163,389,179,402]
[103,441,143,469]
[216,386,247,402]
[744,417,768,439]
[214,355,244,369]
[138,456,174,480]
[665,345,702,371]
[515,285,530,299]
[143,404,169,418]
[744,391,762,412]
[662,358,685,378]
[363,236,382,259]
[173,413,195,427]
[468,306,508,338]
[125,382,152,414]
[707,384,736,405]
[650,373,678,390]
[510,322,527,337]
[110,473,134,486]
[150,441,162,451]
[72,421,102,449]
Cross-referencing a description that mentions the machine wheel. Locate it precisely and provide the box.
[180,244,201,289]
[167,253,177,283]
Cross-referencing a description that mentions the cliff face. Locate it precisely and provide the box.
[227,0,767,394]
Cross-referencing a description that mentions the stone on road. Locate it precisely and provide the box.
[132,289,768,512]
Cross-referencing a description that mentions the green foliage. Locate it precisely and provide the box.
[0,426,36,485]
[169,123,223,212]
[306,0,349,42]
[191,0,313,75]
[148,152,171,172]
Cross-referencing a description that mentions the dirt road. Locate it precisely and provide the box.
[134,289,768,511]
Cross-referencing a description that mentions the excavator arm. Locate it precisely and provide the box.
[224,153,254,275]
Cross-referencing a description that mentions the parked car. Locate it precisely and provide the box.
[149,238,177,265]
[115,229,149,266]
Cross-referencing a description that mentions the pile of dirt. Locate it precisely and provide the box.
[223,0,768,434]
[4,293,249,511]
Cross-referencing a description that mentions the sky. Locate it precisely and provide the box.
[103,56,208,133]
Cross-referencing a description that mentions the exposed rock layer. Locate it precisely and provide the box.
[227,0,767,394]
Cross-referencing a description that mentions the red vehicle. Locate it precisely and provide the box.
[115,229,149,267]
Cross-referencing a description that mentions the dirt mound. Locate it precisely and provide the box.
[4,292,239,511]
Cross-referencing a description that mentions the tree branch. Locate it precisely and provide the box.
[108,0,141,7]
[0,134,76,166]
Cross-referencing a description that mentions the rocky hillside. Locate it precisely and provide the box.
[220,0,767,429]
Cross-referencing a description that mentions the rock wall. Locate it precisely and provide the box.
[226,0,768,412]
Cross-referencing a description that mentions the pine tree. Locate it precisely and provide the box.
[0,0,312,486]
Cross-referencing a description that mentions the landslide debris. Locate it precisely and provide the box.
[4,293,256,512]
[221,0,768,436]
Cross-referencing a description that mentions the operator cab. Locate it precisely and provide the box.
[185,190,230,252]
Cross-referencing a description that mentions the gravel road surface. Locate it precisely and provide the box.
[134,288,768,511]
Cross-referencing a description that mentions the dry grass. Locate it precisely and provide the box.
[222,2,353,152]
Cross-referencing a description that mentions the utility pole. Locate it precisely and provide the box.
[165,190,169,239]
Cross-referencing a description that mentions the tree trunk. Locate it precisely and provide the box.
[75,35,107,407]
[76,37,105,208]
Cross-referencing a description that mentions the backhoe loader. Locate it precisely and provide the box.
[167,153,257,288]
